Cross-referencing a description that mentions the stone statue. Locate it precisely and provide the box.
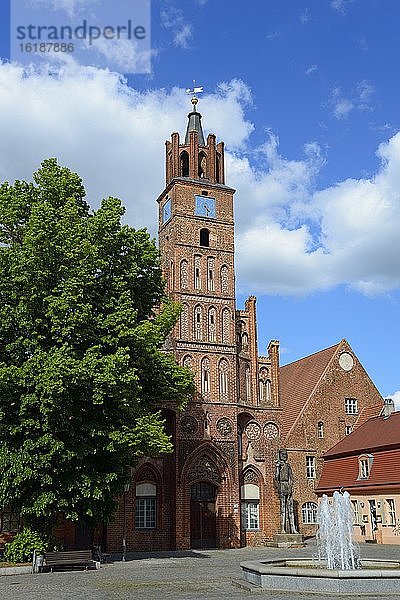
[275,449,298,534]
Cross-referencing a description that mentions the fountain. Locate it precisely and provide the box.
[317,491,360,570]
[240,490,400,595]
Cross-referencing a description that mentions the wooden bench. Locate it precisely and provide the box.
[44,549,98,572]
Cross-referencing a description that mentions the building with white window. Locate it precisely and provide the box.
[316,402,400,545]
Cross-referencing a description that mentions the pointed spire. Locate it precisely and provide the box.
[185,93,205,145]
[185,103,205,145]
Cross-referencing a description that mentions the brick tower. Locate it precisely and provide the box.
[156,95,242,549]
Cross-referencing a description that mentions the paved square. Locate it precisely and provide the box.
[2,540,400,599]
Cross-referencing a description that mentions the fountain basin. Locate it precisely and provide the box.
[240,558,400,595]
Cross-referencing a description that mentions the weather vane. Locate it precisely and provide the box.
[186,80,203,109]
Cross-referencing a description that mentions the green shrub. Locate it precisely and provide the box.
[4,528,47,563]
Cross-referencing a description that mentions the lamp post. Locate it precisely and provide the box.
[122,481,130,562]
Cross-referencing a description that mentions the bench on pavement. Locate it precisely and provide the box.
[44,549,98,572]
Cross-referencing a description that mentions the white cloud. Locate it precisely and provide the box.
[173,24,193,49]
[331,0,353,14]
[160,7,193,49]
[1,62,400,297]
[0,63,252,235]
[300,8,310,23]
[329,83,374,120]
[388,391,400,411]
[29,0,98,18]
[305,65,318,76]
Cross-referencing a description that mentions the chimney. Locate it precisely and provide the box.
[382,398,395,419]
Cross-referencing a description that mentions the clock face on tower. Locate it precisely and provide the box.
[194,195,216,218]
[162,197,171,223]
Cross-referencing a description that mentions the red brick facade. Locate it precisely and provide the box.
[100,103,385,553]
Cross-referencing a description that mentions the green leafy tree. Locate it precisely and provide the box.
[0,159,194,536]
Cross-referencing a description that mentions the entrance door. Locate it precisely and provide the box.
[75,522,92,550]
[190,482,217,548]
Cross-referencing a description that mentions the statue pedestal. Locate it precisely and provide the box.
[272,533,304,548]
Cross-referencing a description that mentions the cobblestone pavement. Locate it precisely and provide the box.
[2,540,400,600]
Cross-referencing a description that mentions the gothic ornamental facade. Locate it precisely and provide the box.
[106,101,383,552]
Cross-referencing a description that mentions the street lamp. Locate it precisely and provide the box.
[122,481,130,562]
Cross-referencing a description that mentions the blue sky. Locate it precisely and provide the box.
[0,0,399,402]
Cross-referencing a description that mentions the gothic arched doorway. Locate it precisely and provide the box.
[190,481,217,548]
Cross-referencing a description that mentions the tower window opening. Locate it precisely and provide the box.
[216,153,221,183]
[207,257,215,291]
[200,228,210,247]
[180,151,189,177]
[198,152,207,178]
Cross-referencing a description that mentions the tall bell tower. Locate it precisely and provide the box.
[157,94,238,400]
[156,93,242,549]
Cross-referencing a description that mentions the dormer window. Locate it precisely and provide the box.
[358,454,373,479]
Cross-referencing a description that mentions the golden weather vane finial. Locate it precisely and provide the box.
[185,79,203,109]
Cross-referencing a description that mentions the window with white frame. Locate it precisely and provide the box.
[351,500,360,524]
[135,482,156,529]
[302,502,318,524]
[358,455,372,479]
[345,425,353,435]
[345,398,358,415]
[306,456,316,479]
[317,421,324,439]
[386,498,396,526]
[241,483,260,530]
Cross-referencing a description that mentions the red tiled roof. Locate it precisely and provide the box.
[323,412,400,458]
[279,343,340,437]
[317,448,400,493]
[355,404,383,428]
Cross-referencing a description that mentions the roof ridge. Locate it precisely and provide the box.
[280,342,341,369]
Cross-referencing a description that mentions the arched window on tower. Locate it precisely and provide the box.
[259,368,271,403]
[201,357,210,396]
[180,259,188,289]
[219,359,229,399]
[182,354,193,369]
[220,265,229,293]
[194,255,201,289]
[180,151,189,177]
[242,332,249,352]
[198,152,207,178]
[207,257,215,291]
[200,228,210,247]
[180,303,189,340]
[222,308,230,344]
[208,307,216,342]
[194,305,203,341]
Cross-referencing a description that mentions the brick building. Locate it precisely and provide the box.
[99,99,384,554]
[316,401,400,545]
[1,100,383,551]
